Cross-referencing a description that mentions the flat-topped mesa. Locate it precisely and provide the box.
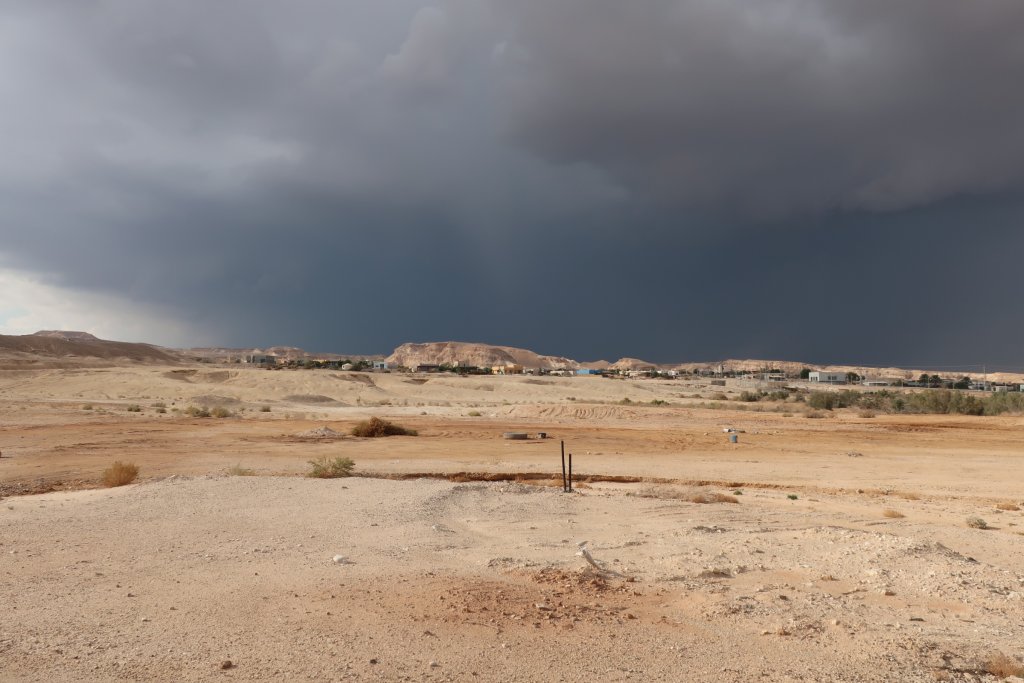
[387,341,579,371]
[32,330,100,342]
[0,332,177,363]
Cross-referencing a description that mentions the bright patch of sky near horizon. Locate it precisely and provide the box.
[0,268,196,346]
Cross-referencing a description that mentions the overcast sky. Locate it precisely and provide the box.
[2,1,1023,367]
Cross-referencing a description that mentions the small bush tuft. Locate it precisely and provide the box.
[986,652,1024,679]
[102,461,139,487]
[82,404,93,410]
[185,405,211,418]
[995,502,1020,511]
[351,417,417,437]
[126,404,142,412]
[307,456,355,478]
[467,410,482,417]
[882,508,905,519]
[787,494,799,500]
[689,492,739,504]
[210,406,232,419]
[966,516,988,529]
[226,464,255,476]
[260,405,272,412]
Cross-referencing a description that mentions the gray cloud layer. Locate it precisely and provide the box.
[2,2,1023,364]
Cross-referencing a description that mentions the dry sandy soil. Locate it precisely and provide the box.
[2,365,1023,682]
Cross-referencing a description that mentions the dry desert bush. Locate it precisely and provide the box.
[351,417,417,437]
[882,508,905,518]
[985,652,1024,679]
[210,406,232,418]
[102,461,139,487]
[637,485,738,504]
[226,464,256,476]
[307,456,355,478]
[690,492,739,504]
[966,516,989,529]
[995,502,1020,511]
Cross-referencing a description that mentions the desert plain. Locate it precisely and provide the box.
[2,363,1023,682]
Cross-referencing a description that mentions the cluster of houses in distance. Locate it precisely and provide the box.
[234,353,1023,392]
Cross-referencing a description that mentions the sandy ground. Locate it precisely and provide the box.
[2,365,1023,681]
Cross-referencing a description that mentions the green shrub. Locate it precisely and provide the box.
[808,392,835,410]
[351,417,417,437]
[307,456,355,478]
[787,494,799,500]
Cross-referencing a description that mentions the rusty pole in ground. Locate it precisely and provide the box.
[560,440,567,492]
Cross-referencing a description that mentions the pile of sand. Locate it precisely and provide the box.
[294,426,344,439]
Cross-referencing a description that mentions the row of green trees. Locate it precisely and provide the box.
[808,389,1024,416]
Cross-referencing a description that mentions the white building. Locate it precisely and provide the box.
[808,371,846,384]
[372,361,388,370]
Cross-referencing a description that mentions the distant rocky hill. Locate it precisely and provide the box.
[0,332,178,364]
[178,345,381,362]
[33,330,101,342]
[609,357,659,371]
[387,341,579,370]
[5,332,1020,383]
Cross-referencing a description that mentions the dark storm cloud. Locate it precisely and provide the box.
[1,1,1023,364]
[493,0,1024,214]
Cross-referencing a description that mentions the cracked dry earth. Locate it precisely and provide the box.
[3,476,1023,682]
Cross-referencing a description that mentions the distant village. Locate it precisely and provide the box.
[225,353,1024,393]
